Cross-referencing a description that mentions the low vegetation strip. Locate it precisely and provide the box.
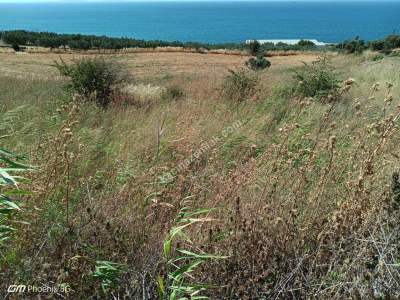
[2,30,400,56]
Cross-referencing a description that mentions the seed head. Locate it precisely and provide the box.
[384,94,393,103]
[386,82,393,89]
[371,82,380,92]
[344,78,356,86]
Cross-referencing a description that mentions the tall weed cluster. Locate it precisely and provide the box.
[203,81,400,298]
[221,69,258,102]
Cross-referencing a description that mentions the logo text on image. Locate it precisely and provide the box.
[7,285,27,293]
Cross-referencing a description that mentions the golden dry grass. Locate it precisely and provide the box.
[0,51,318,80]
[2,49,399,299]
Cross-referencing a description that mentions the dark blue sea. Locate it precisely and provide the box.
[0,1,399,44]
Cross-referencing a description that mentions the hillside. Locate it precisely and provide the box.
[1,49,400,299]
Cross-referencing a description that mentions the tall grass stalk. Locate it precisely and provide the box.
[158,196,227,300]
[0,109,32,250]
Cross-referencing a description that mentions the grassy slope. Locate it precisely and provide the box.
[0,51,400,298]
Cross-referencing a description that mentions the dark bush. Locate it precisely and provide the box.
[369,40,385,51]
[247,40,261,56]
[297,40,316,47]
[293,57,341,101]
[337,37,366,54]
[55,57,124,108]
[246,55,271,71]
[367,35,400,54]
[1,31,28,46]
[11,43,20,52]
[162,85,185,101]
[384,35,400,50]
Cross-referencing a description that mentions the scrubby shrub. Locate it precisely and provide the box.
[297,39,316,47]
[162,85,185,101]
[1,31,28,46]
[246,55,271,71]
[369,40,385,51]
[337,37,366,54]
[247,40,261,56]
[221,69,258,102]
[55,57,124,108]
[384,34,400,50]
[365,35,400,55]
[11,43,20,52]
[293,56,341,100]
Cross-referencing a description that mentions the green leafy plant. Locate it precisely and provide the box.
[55,57,124,108]
[0,108,32,248]
[92,260,126,293]
[293,56,341,101]
[0,150,22,245]
[0,153,31,247]
[158,197,227,300]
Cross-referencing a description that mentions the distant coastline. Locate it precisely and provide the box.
[246,39,331,46]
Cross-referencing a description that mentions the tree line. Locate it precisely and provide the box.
[0,30,241,51]
[0,30,322,52]
[1,30,399,54]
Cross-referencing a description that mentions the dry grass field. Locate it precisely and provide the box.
[1,49,400,299]
[0,51,318,79]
